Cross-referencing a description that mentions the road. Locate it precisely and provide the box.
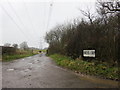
[2,53,118,88]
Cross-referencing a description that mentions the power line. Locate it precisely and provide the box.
[6,0,35,40]
[22,0,38,37]
[43,2,47,32]
[46,1,54,32]
[38,1,54,49]
[23,0,42,48]
[0,3,30,41]
[23,0,47,49]
[39,37,43,50]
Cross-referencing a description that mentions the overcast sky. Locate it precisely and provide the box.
[0,0,96,49]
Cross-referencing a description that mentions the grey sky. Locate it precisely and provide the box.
[0,0,96,49]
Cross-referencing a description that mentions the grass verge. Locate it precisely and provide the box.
[50,54,119,81]
[2,53,36,62]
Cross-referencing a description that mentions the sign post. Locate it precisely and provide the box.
[83,50,95,57]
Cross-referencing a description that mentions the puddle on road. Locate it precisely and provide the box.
[33,61,38,64]
[28,63,33,65]
[24,68,32,72]
[24,69,30,72]
[37,66,40,68]
[29,60,39,64]
[7,69,14,71]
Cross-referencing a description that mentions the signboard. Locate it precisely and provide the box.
[83,50,95,57]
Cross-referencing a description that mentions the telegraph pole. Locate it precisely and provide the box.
[39,37,43,50]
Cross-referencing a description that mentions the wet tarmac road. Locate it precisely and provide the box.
[2,54,119,88]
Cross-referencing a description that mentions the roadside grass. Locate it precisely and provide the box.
[2,50,38,62]
[2,53,35,62]
[50,54,119,81]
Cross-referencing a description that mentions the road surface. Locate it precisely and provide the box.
[2,53,118,88]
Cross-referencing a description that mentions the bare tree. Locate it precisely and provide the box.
[96,0,120,16]
[12,44,18,49]
[19,42,29,50]
[79,8,95,24]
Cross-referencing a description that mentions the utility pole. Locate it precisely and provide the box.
[39,37,43,50]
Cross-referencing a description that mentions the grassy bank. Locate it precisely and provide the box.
[2,50,38,62]
[3,53,35,62]
[50,54,119,81]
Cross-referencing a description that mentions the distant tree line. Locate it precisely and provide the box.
[4,41,29,50]
[45,0,120,65]
[2,41,29,55]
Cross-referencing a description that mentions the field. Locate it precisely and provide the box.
[2,49,38,62]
